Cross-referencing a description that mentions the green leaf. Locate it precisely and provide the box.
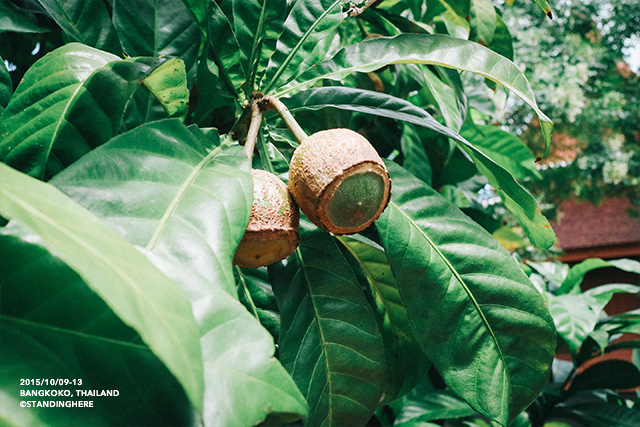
[547,293,605,358]
[262,0,345,93]
[0,162,205,412]
[393,378,477,425]
[285,86,556,249]
[470,0,497,46]
[460,123,541,180]
[569,360,640,393]
[0,1,50,33]
[233,0,287,95]
[0,43,165,179]
[0,235,193,426]
[339,236,429,404]
[271,224,386,426]
[49,119,308,425]
[275,33,553,156]
[487,14,514,61]
[375,161,556,425]
[36,0,120,52]
[112,0,200,79]
[143,57,190,121]
[51,119,249,296]
[558,258,640,295]
[0,56,10,112]
[571,403,640,427]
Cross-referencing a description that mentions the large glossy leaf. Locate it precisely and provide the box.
[233,0,287,95]
[285,86,555,249]
[0,56,10,112]
[274,33,553,155]
[262,0,345,93]
[0,1,50,33]
[338,236,429,404]
[392,378,477,426]
[470,0,497,46]
[49,119,308,425]
[36,0,120,52]
[0,162,205,412]
[0,234,194,426]
[270,224,386,426]
[557,258,640,295]
[460,123,540,180]
[112,0,200,80]
[0,43,166,179]
[142,58,190,121]
[375,161,556,425]
[548,284,640,357]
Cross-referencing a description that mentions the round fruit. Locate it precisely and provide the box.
[233,169,299,268]
[288,128,391,235]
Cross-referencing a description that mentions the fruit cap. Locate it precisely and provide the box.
[288,128,391,235]
[233,169,299,268]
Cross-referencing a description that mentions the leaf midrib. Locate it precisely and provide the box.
[1,315,148,351]
[388,200,510,386]
[146,138,231,250]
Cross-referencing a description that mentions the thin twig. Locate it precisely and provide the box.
[262,96,308,143]
[244,101,263,160]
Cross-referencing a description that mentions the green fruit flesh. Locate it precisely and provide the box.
[325,171,386,228]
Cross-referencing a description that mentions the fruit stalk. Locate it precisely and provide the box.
[244,100,263,159]
[262,96,308,143]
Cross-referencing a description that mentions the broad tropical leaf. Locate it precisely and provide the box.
[460,123,540,180]
[470,0,497,46]
[36,0,120,52]
[274,33,553,156]
[0,234,194,426]
[112,0,200,79]
[375,161,556,425]
[232,0,287,94]
[0,43,166,179]
[548,283,640,357]
[271,224,386,426]
[0,162,205,412]
[262,0,345,93]
[285,86,555,249]
[339,236,429,404]
[0,56,10,113]
[49,119,308,425]
[142,58,190,121]
[557,258,640,295]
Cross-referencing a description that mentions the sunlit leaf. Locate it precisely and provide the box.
[285,86,555,249]
[0,234,194,426]
[0,162,205,412]
[262,0,345,93]
[375,161,556,425]
[36,0,120,52]
[271,224,386,426]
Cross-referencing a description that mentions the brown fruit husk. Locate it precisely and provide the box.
[288,128,391,235]
[233,169,299,268]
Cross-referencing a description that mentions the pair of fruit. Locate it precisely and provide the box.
[233,128,391,268]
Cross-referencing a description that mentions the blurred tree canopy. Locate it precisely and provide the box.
[496,0,639,211]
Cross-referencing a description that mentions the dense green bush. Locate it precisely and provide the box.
[0,1,619,426]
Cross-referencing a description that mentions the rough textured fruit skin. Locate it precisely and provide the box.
[288,128,391,235]
[233,169,299,268]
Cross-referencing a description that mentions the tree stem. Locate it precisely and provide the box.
[244,101,263,160]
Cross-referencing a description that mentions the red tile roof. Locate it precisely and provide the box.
[550,197,640,261]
